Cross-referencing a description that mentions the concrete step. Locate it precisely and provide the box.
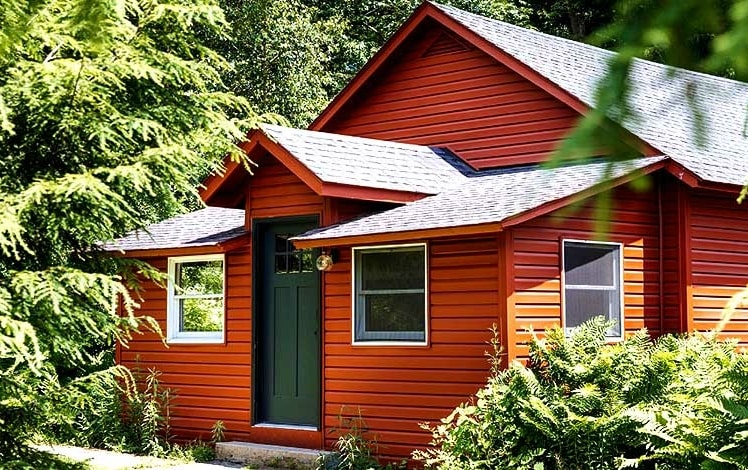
[215,441,326,469]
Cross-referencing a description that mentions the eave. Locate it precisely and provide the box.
[109,233,251,259]
[292,158,677,249]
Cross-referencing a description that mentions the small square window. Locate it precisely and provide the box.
[167,254,225,343]
[562,240,623,339]
[353,244,427,344]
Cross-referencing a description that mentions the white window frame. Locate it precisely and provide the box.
[561,239,624,341]
[166,253,226,344]
[351,243,428,346]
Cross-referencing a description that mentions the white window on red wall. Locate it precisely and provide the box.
[352,244,428,345]
[166,254,225,344]
[562,239,623,340]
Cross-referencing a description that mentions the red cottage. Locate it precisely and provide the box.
[107,1,748,461]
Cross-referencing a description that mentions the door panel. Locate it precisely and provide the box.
[258,220,320,427]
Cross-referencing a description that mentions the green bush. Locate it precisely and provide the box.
[42,362,174,456]
[417,318,748,470]
[317,414,405,470]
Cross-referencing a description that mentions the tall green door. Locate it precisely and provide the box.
[257,220,320,427]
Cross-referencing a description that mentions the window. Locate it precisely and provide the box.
[167,254,225,343]
[562,240,623,339]
[353,244,427,344]
[274,234,314,274]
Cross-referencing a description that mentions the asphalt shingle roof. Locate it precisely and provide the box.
[294,156,666,242]
[103,207,246,252]
[261,124,469,194]
[110,5,748,250]
[434,2,748,187]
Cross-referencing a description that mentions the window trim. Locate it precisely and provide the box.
[166,253,226,344]
[561,239,624,341]
[351,243,429,346]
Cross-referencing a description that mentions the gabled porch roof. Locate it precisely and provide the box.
[201,124,470,206]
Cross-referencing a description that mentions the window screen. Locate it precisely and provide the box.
[563,240,622,338]
[354,245,426,343]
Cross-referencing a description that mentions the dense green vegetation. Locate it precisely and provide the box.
[418,319,748,469]
[0,0,271,464]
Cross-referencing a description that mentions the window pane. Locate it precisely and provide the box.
[180,298,223,332]
[176,260,223,295]
[275,234,289,253]
[364,293,425,334]
[360,249,425,290]
[275,254,287,274]
[289,252,301,272]
[565,244,618,286]
[300,250,314,272]
[565,289,620,337]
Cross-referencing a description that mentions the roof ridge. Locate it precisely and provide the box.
[430,1,748,91]
[260,122,437,151]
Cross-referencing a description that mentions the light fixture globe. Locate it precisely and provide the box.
[315,254,334,271]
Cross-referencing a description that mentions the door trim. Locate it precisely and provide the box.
[251,215,321,427]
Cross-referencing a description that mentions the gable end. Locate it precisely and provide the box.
[421,31,470,57]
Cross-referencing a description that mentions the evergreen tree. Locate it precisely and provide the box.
[0,0,269,463]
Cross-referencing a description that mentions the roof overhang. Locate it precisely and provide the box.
[292,158,680,248]
[107,232,251,259]
[200,128,429,205]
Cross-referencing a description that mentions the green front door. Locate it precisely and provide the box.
[257,220,320,427]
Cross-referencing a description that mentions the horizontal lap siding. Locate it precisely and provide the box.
[121,249,253,441]
[323,236,499,460]
[511,187,660,360]
[122,157,325,445]
[249,155,323,220]
[690,190,748,344]
[322,23,581,169]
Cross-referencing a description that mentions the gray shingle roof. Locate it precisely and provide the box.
[103,207,246,252]
[293,156,666,243]
[434,2,748,187]
[261,123,470,194]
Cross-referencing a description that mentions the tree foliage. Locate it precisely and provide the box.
[418,318,748,470]
[212,0,347,127]
[0,0,267,464]
[554,0,746,171]
[215,0,533,126]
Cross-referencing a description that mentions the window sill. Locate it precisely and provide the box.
[352,340,428,347]
[166,336,225,345]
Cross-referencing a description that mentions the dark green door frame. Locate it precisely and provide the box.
[252,216,321,428]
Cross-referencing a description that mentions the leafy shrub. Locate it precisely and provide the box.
[211,419,226,443]
[42,362,175,456]
[164,441,216,463]
[417,318,748,470]
[317,414,405,470]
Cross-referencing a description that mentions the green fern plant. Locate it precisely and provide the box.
[418,318,748,470]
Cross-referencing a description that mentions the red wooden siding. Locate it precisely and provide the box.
[247,153,323,221]
[120,249,253,441]
[321,21,582,169]
[322,236,499,460]
[660,175,688,333]
[689,190,748,343]
[509,186,661,359]
[121,155,326,447]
